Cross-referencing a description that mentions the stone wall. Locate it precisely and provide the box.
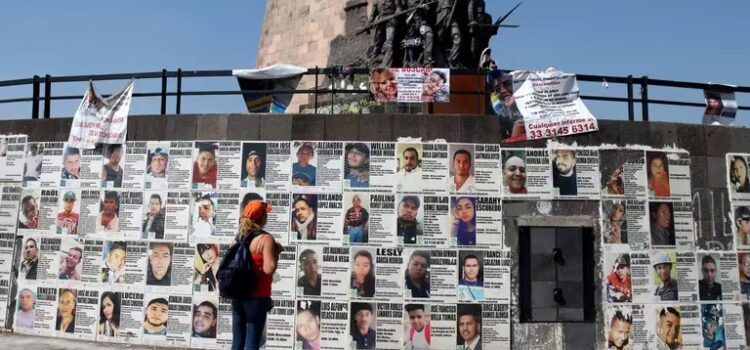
[0,114,744,348]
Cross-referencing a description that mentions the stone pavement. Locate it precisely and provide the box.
[0,332,192,350]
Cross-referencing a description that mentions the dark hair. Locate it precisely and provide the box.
[405,304,425,312]
[701,254,717,267]
[101,191,120,214]
[196,301,218,321]
[147,298,168,307]
[21,195,36,206]
[196,144,216,157]
[64,147,80,159]
[69,246,83,259]
[110,242,126,253]
[646,152,669,178]
[299,249,317,263]
[610,310,632,326]
[352,250,375,285]
[241,193,264,213]
[99,292,121,328]
[107,144,123,155]
[297,144,314,155]
[149,193,162,204]
[409,250,430,265]
[197,244,219,263]
[150,242,173,255]
[461,254,483,281]
[430,70,447,84]
[453,149,472,163]
[345,143,370,176]
[403,147,420,160]
[199,194,214,208]
[400,195,421,209]
[659,307,680,320]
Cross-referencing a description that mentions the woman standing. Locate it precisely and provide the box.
[231,197,282,350]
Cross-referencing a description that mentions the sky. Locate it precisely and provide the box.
[0,0,748,123]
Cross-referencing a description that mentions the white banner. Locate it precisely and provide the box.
[67,81,134,149]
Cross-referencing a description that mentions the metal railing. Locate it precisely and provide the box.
[0,67,748,120]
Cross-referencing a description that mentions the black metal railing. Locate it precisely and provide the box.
[0,67,748,120]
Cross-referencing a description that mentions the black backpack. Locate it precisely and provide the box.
[217,229,264,299]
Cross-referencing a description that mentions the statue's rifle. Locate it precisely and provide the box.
[355,0,438,35]
[492,2,523,29]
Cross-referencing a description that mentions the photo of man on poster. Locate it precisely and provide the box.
[292,143,316,187]
[698,254,722,301]
[147,242,173,286]
[58,246,83,280]
[655,307,681,350]
[405,250,430,298]
[297,248,322,296]
[456,305,482,350]
[18,194,39,230]
[145,146,168,184]
[14,288,35,329]
[241,144,266,188]
[650,202,675,246]
[404,304,430,350]
[607,309,632,350]
[143,297,168,335]
[350,302,376,349]
[397,196,423,245]
[397,145,422,191]
[142,193,166,239]
[101,144,124,188]
[552,149,578,196]
[449,148,475,193]
[192,301,218,338]
[20,237,39,280]
[653,252,678,301]
[56,191,80,235]
[61,147,81,179]
[98,191,120,232]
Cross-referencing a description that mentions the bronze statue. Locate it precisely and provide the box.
[435,0,463,68]
[368,0,402,67]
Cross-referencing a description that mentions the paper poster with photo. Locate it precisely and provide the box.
[343,142,374,190]
[342,192,371,246]
[115,190,144,239]
[264,192,291,244]
[56,237,85,284]
[76,190,100,238]
[319,246,350,300]
[79,239,103,287]
[429,303,457,350]
[395,143,424,194]
[422,195,450,247]
[696,253,741,302]
[264,299,296,349]
[647,304,702,349]
[501,149,553,199]
[603,252,634,303]
[603,305,649,350]
[100,143,130,189]
[215,297,234,349]
[373,247,404,301]
[37,188,59,233]
[727,154,750,202]
[403,303,432,350]
[190,295,221,349]
[144,142,169,190]
[603,199,650,252]
[650,251,698,303]
[0,273,10,327]
[141,191,167,240]
[509,70,599,142]
[192,242,227,294]
[483,250,512,303]
[358,142,397,192]
[0,233,14,274]
[296,246,324,299]
[192,142,220,190]
[214,192,240,237]
[21,142,44,188]
[482,304,511,350]
[627,252,653,304]
[272,245,297,299]
[239,142,269,191]
[350,248,376,300]
[645,151,691,201]
[161,294,192,347]
[0,185,21,235]
[167,141,194,191]
[395,195,425,246]
[457,250,485,302]
[145,242,193,295]
[370,68,450,103]
[94,190,120,236]
[78,146,103,189]
[347,302,378,349]
[32,285,60,336]
[471,144,502,196]
[98,291,144,343]
[99,240,146,290]
[446,144,479,195]
[66,80,133,149]
[13,282,40,334]
[452,196,503,248]
[262,141,293,192]
[455,303,483,350]
[290,194,337,244]
[647,201,693,251]
[703,90,738,126]
[59,144,82,188]
[164,191,190,242]
[17,236,42,283]
[423,249,457,304]
[141,292,170,346]
[403,248,431,302]
[36,236,63,282]
[550,148,601,199]
[291,141,344,194]
[600,149,647,199]
[0,134,26,182]
[421,142,450,195]
[189,191,219,242]
[293,300,320,349]
[214,141,241,190]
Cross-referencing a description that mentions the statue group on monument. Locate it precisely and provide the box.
[365,0,518,69]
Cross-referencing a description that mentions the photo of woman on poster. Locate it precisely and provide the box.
[730,156,750,193]
[194,244,220,292]
[292,195,317,241]
[296,300,321,350]
[450,197,477,246]
[647,151,671,198]
[56,289,77,333]
[604,202,628,244]
[98,292,121,336]
[351,250,375,298]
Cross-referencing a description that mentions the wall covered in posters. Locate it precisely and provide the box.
[0,130,749,349]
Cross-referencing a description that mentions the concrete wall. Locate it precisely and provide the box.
[0,114,744,348]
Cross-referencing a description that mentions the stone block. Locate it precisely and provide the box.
[392,114,422,140]
[421,115,461,142]
[690,156,709,190]
[730,127,750,153]
[562,323,596,349]
[226,114,261,141]
[359,115,393,141]
[324,115,358,140]
[587,119,621,146]
[705,125,732,157]
[165,114,198,140]
[647,121,679,148]
[291,114,325,140]
[676,123,707,155]
[259,114,293,141]
[134,115,167,141]
[706,156,728,189]
[460,116,500,144]
[618,121,650,147]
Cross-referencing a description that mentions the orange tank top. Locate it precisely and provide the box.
[251,251,273,297]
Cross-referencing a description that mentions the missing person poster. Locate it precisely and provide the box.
[628,252,654,304]
[650,251,698,303]
[509,70,598,142]
[99,240,146,289]
[259,142,293,192]
[21,142,44,187]
[349,248,376,300]
[696,253,741,302]
[319,246,350,300]
[272,245,297,299]
[142,293,170,346]
[291,141,344,193]
[649,201,693,250]
[145,242,193,295]
[375,302,403,349]
[189,191,219,242]
[603,305,646,350]
[550,148,601,199]
[482,304,511,350]
[116,191,144,239]
[353,142,396,192]
[645,151,691,201]
[703,90,738,126]
[168,141,194,191]
[646,304,701,349]
[38,189,60,233]
[264,299,296,349]
[374,247,404,301]
[470,144,502,196]
[192,243,225,294]
[214,192,240,237]
[165,294,193,347]
[501,149,553,199]
[480,250,512,303]
[396,143,424,194]
[215,297,234,349]
[453,196,503,248]
[290,194,342,244]
[721,303,748,349]
[16,188,41,235]
[0,186,21,234]
[190,295,221,348]
[364,194,396,246]
[264,192,291,244]
[80,239,103,286]
[342,192,372,246]
[421,142,450,195]
[215,141,242,190]
[0,134,26,182]
[423,195,450,247]
[370,67,450,103]
[403,303,432,350]
[114,142,145,189]
[728,153,750,202]
[70,288,99,341]
[403,249,431,301]
[297,247,323,299]
[600,149,647,199]
[78,146,103,189]
[145,142,169,190]
[32,285,59,336]
[59,144,81,188]
[428,249,458,304]
[602,199,651,251]
[429,303,457,350]
[162,191,190,242]
[100,291,144,343]
[192,142,219,190]
[76,190,100,238]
